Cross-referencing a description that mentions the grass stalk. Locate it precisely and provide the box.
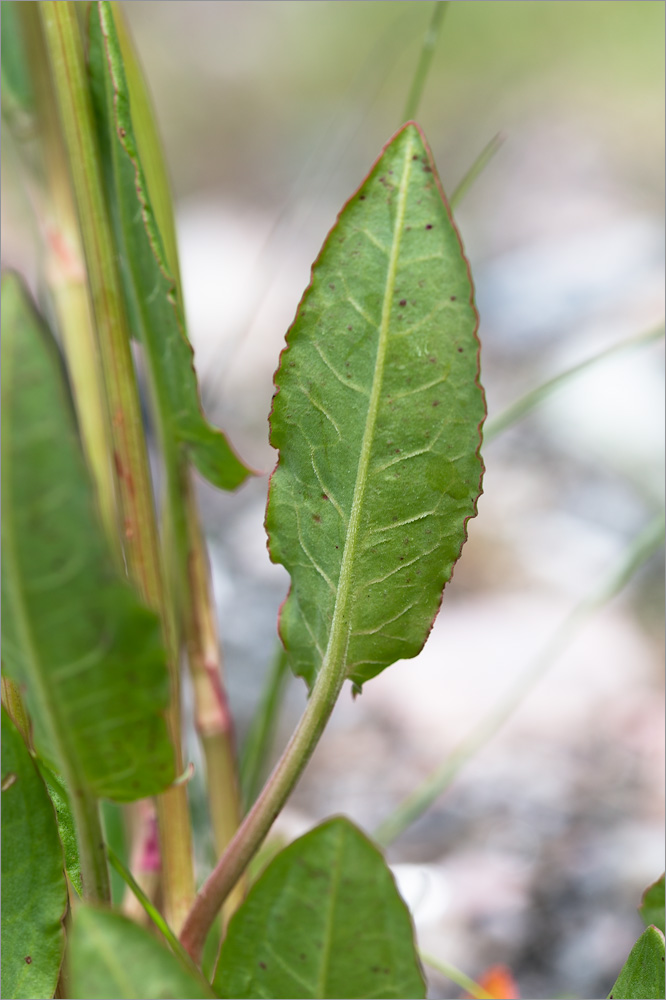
[484,324,665,442]
[420,952,494,1000]
[402,1,449,122]
[374,514,665,847]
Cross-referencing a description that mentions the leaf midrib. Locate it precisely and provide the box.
[321,129,415,684]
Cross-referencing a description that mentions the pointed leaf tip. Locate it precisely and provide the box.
[266,123,485,689]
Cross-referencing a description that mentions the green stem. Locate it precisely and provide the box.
[240,645,290,813]
[402,1,449,122]
[374,514,665,847]
[484,324,665,442]
[39,0,194,930]
[420,951,494,1000]
[180,650,347,964]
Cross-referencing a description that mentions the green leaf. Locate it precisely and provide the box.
[68,906,215,1000]
[1,272,175,801]
[37,762,83,897]
[266,121,484,690]
[2,708,67,1000]
[215,817,426,999]
[640,875,666,934]
[86,2,251,493]
[607,925,665,1000]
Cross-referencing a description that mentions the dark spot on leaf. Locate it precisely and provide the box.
[300,953,307,961]
[322,494,329,500]
[347,325,352,331]
[329,283,335,290]
[423,165,432,172]
[406,225,412,231]
[425,224,433,230]
[399,299,407,307]
[119,128,126,138]
[412,154,419,160]
[313,514,321,523]
[428,356,436,364]
[399,556,404,561]
[458,347,464,353]
[25,957,32,965]
[259,962,267,970]
[433,400,440,407]
[359,194,366,200]
[450,295,457,301]
[394,448,400,454]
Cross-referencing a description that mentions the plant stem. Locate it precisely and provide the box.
[484,324,665,442]
[183,477,245,923]
[402,1,449,122]
[39,0,195,930]
[374,514,665,847]
[420,952,494,1000]
[180,648,348,963]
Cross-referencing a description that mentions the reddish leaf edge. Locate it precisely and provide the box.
[264,120,487,692]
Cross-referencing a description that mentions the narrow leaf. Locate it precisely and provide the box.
[607,925,665,1000]
[87,2,251,492]
[266,121,484,690]
[38,762,83,897]
[1,273,175,800]
[2,708,67,1000]
[640,875,665,934]
[215,817,426,999]
[68,906,215,1000]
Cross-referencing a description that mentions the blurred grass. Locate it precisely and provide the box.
[121,0,664,202]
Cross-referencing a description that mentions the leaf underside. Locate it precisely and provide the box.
[1,274,175,801]
[215,817,426,999]
[266,122,485,690]
[88,3,250,492]
[2,709,67,1000]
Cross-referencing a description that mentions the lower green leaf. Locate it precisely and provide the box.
[68,906,215,1000]
[607,925,665,1000]
[1,708,67,1000]
[215,817,426,999]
